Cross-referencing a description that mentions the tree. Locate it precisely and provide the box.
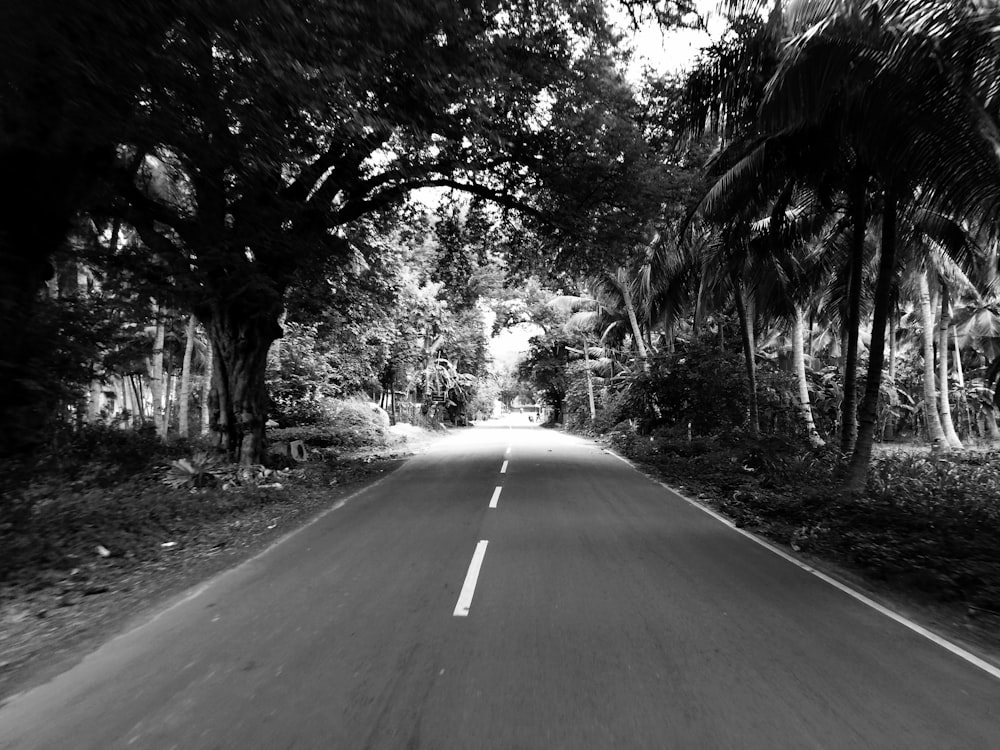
[0,2,188,449]
[178,314,198,438]
[766,0,1000,486]
[104,0,649,463]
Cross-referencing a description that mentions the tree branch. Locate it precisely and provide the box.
[334,177,562,229]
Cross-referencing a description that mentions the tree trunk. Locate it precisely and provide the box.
[792,307,824,447]
[204,307,282,464]
[119,376,132,426]
[917,271,947,450]
[163,371,175,436]
[88,379,104,423]
[178,314,196,437]
[201,340,213,436]
[888,314,898,384]
[846,188,896,490]
[148,301,167,438]
[130,374,146,424]
[732,274,760,437]
[885,314,898,440]
[0,151,94,454]
[693,271,704,339]
[582,336,596,422]
[953,329,973,439]
[839,169,868,453]
[937,283,963,449]
[806,310,814,358]
[118,376,132,426]
[621,283,649,373]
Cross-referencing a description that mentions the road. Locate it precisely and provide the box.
[1,420,999,749]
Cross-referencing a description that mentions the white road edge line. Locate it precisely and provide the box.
[454,540,489,617]
[489,486,502,508]
[601,447,1000,682]
[500,460,509,474]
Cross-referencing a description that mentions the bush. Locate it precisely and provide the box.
[268,398,389,450]
[562,363,598,433]
[625,344,750,436]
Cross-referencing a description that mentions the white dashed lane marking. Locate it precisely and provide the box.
[453,540,489,617]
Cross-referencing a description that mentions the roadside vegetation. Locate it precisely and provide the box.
[2,0,1000,692]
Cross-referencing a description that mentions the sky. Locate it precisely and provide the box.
[616,2,729,81]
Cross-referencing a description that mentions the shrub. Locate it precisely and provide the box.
[625,344,750,436]
[163,451,225,489]
[562,363,598,433]
[268,398,389,450]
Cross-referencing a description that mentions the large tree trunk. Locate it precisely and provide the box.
[846,189,897,491]
[937,283,963,449]
[204,307,282,465]
[178,314,197,438]
[841,172,867,454]
[792,307,824,447]
[917,271,947,450]
[732,274,760,437]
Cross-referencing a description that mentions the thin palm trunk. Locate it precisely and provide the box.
[952,330,973,438]
[149,302,167,438]
[841,172,867,453]
[582,335,596,421]
[621,283,650,373]
[792,307,824,447]
[918,271,947,450]
[732,273,760,437]
[806,311,814,358]
[886,314,898,439]
[847,189,897,490]
[87,379,103,423]
[888,315,898,384]
[201,340,213,437]
[178,314,196,438]
[937,283,963,449]
[131,374,146,423]
[164,372,174,435]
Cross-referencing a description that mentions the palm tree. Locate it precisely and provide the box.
[755,0,1000,487]
[590,268,651,373]
[915,270,949,449]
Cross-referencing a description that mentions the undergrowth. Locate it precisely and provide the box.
[0,408,399,597]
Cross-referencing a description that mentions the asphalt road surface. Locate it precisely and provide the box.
[2,419,999,749]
